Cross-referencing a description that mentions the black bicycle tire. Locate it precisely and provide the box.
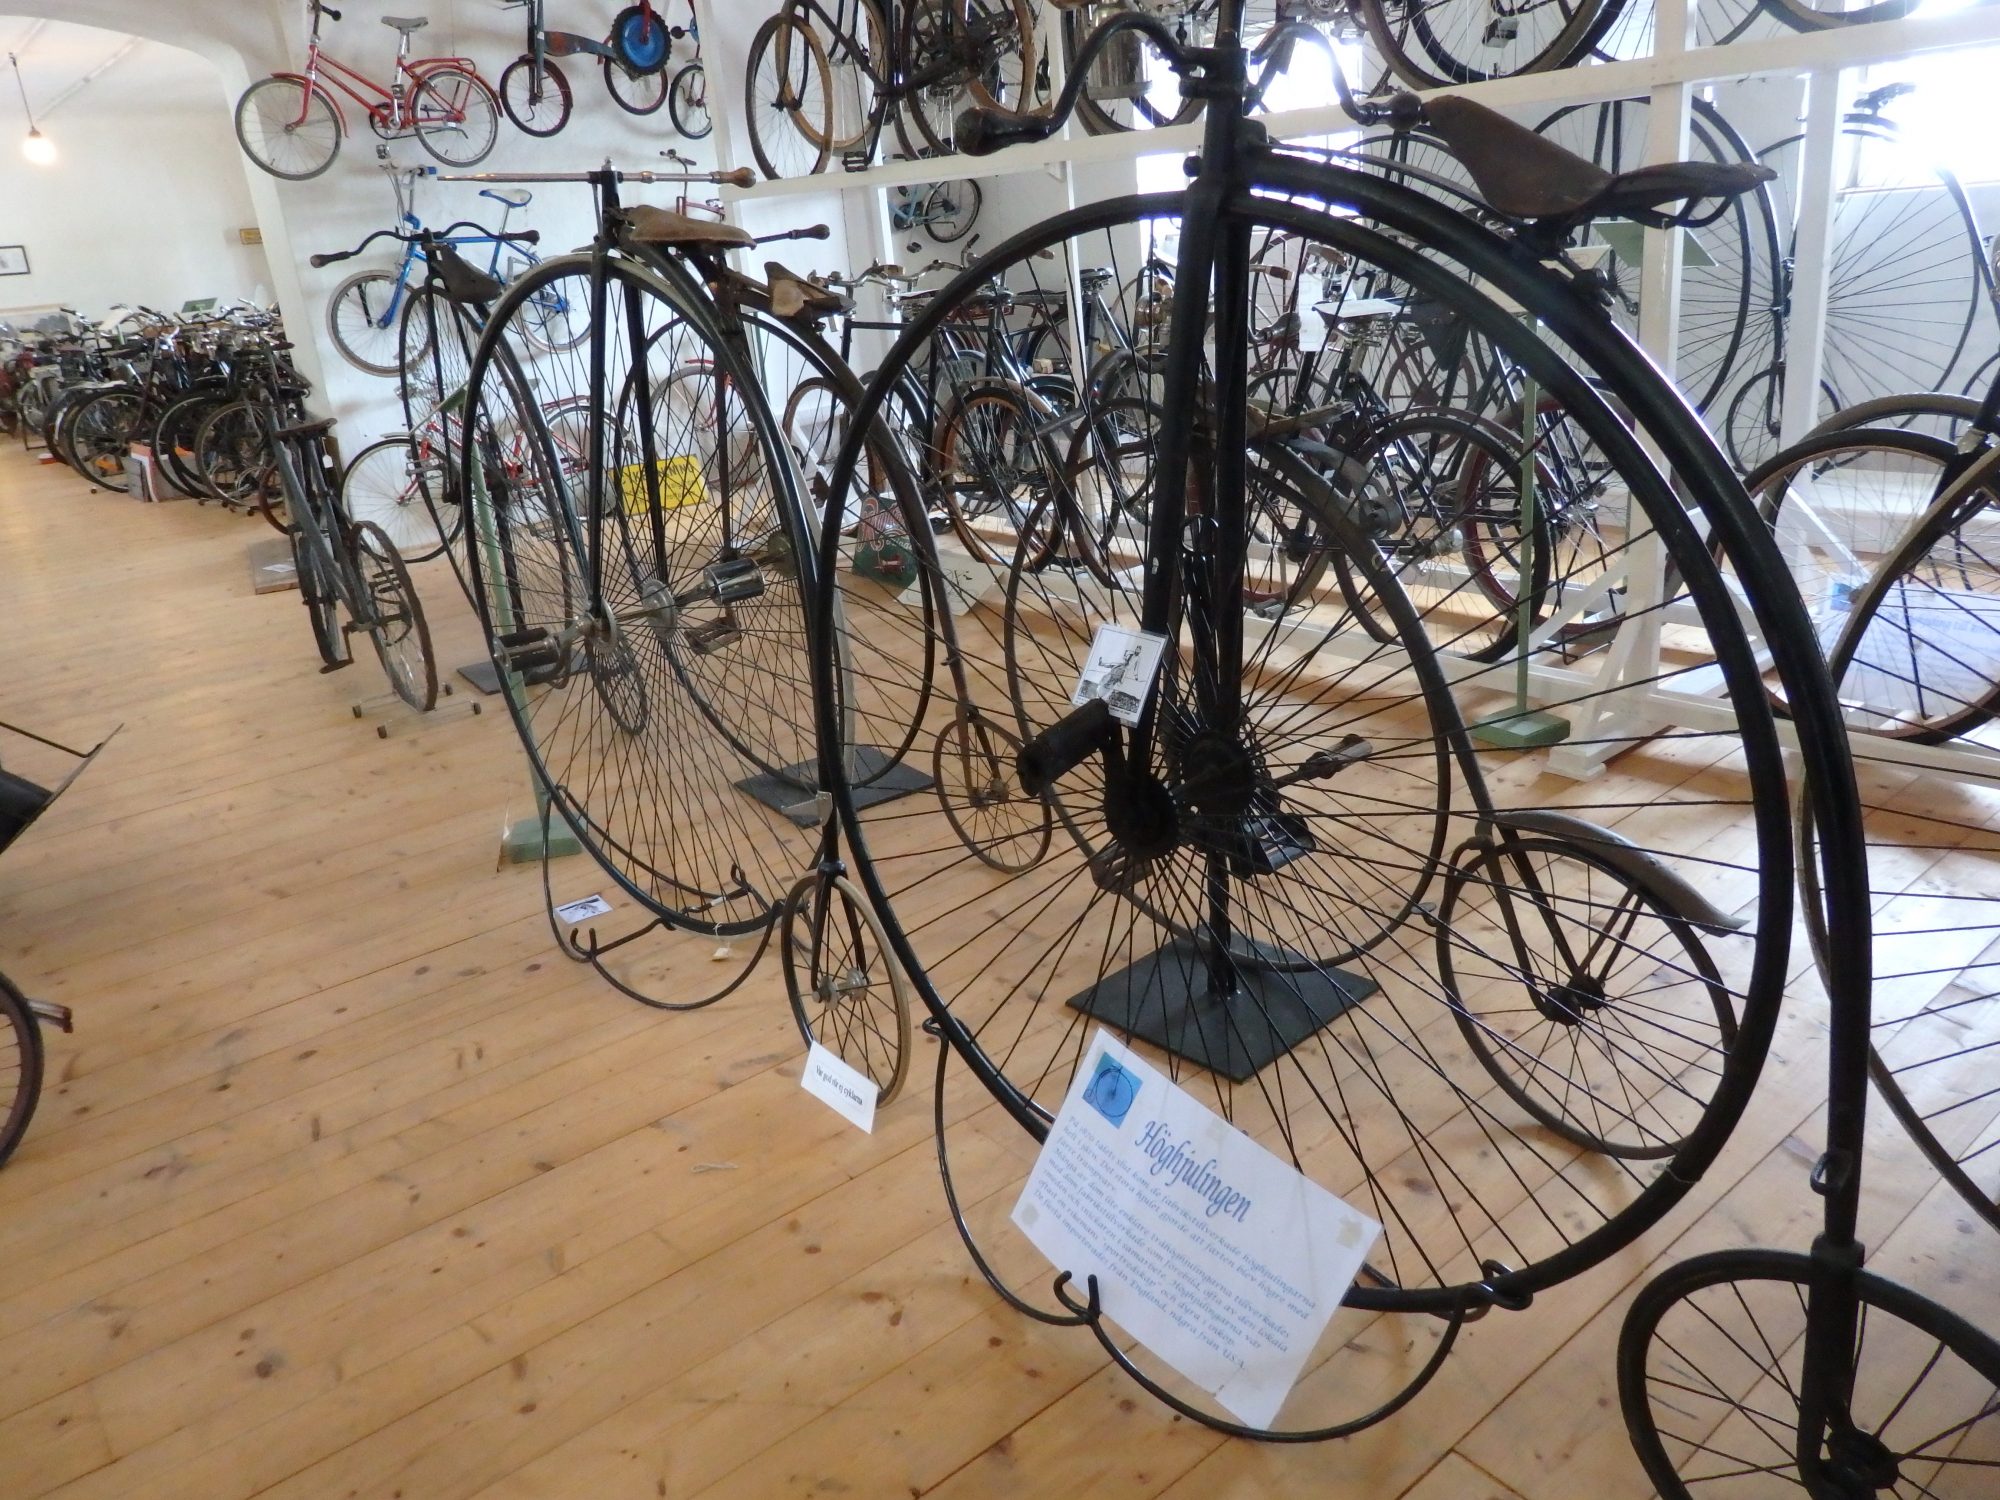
[0,972,45,1171]
[744,12,831,178]
[667,62,710,138]
[499,54,574,137]
[411,66,501,168]
[925,180,981,244]
[780,871,914,1104]
[602,54,670,115]
[1619,1247,2000,1499]
[67,388,142,491]
[290,522,347,668]
[1361,0,1615,91]
[350,517,439,711]
[234,76,340,181]
[813,184,1836,1314]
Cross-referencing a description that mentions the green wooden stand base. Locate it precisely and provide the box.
[502,808,583,864]
[1470,709,1572,749]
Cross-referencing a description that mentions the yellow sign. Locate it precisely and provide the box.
[618,455,708,515]
[238,227,263,246]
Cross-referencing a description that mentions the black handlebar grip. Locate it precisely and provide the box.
[514,229,541,245]
[801,224,831,240]
[952,105,1054,158]
[308,252,345,268]
[321,3,343,18]
[1018,699,1116,796]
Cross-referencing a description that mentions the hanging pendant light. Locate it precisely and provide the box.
[10,53,53,165]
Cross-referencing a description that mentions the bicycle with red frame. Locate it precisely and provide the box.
[235,1,501,182]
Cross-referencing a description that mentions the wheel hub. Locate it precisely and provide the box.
[1824,1425,1900,1493]
[1537,973,1608,1025]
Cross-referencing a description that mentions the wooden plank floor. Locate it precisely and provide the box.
[2,443,1995,1499]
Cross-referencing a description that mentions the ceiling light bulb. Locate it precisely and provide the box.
[21,127,54,164]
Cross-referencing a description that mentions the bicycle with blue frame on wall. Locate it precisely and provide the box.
[323,164,583,377]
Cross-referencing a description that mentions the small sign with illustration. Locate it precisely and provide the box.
[1013,1030,1380,1428]
[1071,624,1168,727]
[553,894,613,924]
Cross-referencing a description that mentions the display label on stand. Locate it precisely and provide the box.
[1071,625,1168,727]
[801,1041,877,1134]
[553,894,613,924]
[1012,1030,1379,1428]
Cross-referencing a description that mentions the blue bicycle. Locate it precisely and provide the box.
[325,171,581,375]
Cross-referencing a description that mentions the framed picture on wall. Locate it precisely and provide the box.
[0,247,28,276]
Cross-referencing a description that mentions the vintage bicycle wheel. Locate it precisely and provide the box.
[1534,97,1774,417]
[499,55,574,137]
[817,189,1833,1313]
[781,871,914,1105]
[900,0,1036,155]
[67,389,142,491]
[328,270,407,377]
[291,525,348,668]
[460,253,819,934]
[1358,0,1612,90]
[0,972,45,1171]
[667,62,711,139]
[602,54,670,115]
[411,67,501,167]
[341,437,457,563]
[348,518,438,712]
[745,12,832,179]
[932,381,1059,568]
[1822,449,2000,745]
[1619,1248,2000,1497]
[922,180,981,244]
[234,76,340,181]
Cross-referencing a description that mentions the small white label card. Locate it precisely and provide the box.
[801,1041,877,1134]
[553,894,613,924]
[1071,623,1168,727]
[1012,1030,1380,1428]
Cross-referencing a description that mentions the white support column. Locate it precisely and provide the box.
[1778,66,1845,450]
[1545,0,1692,780]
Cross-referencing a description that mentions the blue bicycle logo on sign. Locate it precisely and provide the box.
[1082,1053,1139,1127]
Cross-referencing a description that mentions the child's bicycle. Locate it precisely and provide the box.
[499,0,699,127]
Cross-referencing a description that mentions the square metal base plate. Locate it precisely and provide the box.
[1067,936,1378,1083]
[734,746,934,828]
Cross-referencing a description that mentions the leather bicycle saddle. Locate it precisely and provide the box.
[622,205,755,251]
[1425,94,1774,225]
[435,245,505,305]
[765,263,849,319]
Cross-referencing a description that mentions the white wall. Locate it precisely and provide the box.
[0,89,270,317]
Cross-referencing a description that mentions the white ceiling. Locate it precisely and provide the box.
[0,17,226,123]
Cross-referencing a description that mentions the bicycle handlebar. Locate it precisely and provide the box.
[310,220,538,267]
[315,1,343,20]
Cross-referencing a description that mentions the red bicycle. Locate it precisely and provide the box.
[235,2,500,181]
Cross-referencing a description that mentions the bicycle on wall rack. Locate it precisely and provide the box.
[743,0,1039,177]
[891,178,982,243]
[498,0,696,127]
[802,0,1919,1439]
[234,1,500,181]
[319,164,576,377]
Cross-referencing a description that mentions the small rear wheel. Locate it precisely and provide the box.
[349,518,438,712]
[0,972,46,1171]
[1619,1248,2000,1498]
[781,872,913,1106]
[668,62,711,139]
[341,436,458,563]
[603,56,670,116]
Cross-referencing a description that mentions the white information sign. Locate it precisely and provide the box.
[1012,1031,1380,1428]
[553,894,613,924]
[1070,624,1169,727]
[800,1041,877,1134]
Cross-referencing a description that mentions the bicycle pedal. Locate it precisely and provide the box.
[840,149,873,173]
[25,998,73,1034]
[1481,15,1519,43]
[318,658,354,675]
[704,557,765,604]
[683,617,742,655]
